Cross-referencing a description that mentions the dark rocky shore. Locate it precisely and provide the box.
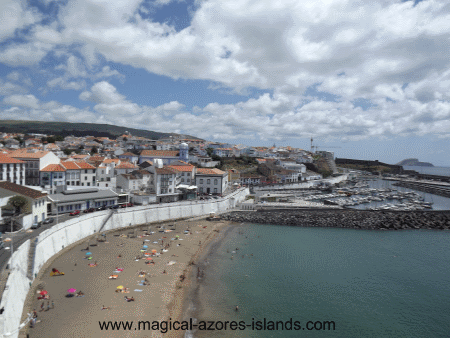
[221,209,450,230]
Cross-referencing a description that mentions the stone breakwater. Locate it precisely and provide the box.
[221,209,450,230]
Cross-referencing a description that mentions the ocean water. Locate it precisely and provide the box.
[403,166,450,177]
[189,224,450,338]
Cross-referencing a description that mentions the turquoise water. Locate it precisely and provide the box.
[191,224,450,338]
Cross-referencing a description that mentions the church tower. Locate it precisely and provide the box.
[179,142,189,162]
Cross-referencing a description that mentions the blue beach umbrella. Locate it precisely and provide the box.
[86,252,92,255]
[143,245,148,248]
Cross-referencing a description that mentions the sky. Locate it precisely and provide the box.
[1,0,450,166]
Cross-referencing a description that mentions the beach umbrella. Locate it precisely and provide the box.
[67,288,76,293]
[117,285,124,289]
[143,245,148,248]
[151,249,157,253]
[86,252,92,255]
[40,290,48,295]
[146,257,153,261]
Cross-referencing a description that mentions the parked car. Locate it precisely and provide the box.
[69,210,80,216]
[83,208,95,213]
[43,218,54,224]
[121,203,133,208]
[109,205,120,209]
[30,222,41,229]
[97,205,107,211]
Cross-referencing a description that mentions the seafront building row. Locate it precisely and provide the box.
[0,132,328,230]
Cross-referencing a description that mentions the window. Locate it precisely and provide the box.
[106,184,108,187]
[207,179,210,184]
[87,182,90,186]
[85,169,88,173]
[214,179,218,185]
[35,202,37,208]
[85,176,88,180]
[214,188,217,193]
[199,187,203,193]
[67,182,71,185]
[181,178,184,182]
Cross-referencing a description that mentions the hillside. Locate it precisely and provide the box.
[0,120,202,140]
[396,158,434,167]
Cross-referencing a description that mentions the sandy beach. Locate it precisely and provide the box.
[21,218,231,338]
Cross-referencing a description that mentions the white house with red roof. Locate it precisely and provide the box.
[139,149,180,165]
[9,149,60,186]
[0,154,25,185]
[40,160,97,193]
[195,168,228,194]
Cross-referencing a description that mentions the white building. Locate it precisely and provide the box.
[0,154,25,185]
[9,149,60,186]
[195,168,228,194]
[0,181,48,227]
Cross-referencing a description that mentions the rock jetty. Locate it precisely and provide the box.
[221,209,450,230]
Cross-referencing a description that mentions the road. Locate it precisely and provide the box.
[0,213,73,272]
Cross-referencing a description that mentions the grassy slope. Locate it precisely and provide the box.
[0,120,201,140]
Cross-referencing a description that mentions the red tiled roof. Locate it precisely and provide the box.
[167,165,195,172]
[73,162,95,169]
[41,164,66,172]
[140,150,178,157]
[0,154,24,164]
[9,149,50,159]
[115,162,138,169]
[121,152,136,156]
[155,168,176,175]
[61,161,81,170]
[196,168,226,175]
[103,159,120,164]
[0,181,47,199]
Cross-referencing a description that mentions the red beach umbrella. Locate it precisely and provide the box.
[40,290,48,295]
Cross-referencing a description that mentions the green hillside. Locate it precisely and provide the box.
[0,120,201,140]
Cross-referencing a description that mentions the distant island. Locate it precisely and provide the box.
[396,158,434,167]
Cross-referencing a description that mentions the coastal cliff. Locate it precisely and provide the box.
[222,209,450,230]
[396,158,434,167]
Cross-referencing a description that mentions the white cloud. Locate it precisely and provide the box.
[0,0,41,43]
[2,0,450,142]
[3,94,40,109]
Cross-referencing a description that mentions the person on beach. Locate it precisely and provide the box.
[30,317,36,328]
[46,301,50,311]
[51,300,54,309]
[235,305,239,312]
[162,270,167,274]
[101,305,110,310]
[33,310,37,318]
[40,302,44,312]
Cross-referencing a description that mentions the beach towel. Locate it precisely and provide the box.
[116,268,124,271]
[109,275,118,279]
[134,289,143,292]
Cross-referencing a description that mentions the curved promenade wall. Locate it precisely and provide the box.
[0,240,30,337]
[1,188,249,338]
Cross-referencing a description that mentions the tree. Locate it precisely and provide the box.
[123,137,128,141]
[55,135,64,142]
[91,146,98,154]
[8,196,28,214]
[206,147,214,157]
[63,149,72,155]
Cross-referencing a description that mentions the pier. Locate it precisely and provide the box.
[393,180,450,198]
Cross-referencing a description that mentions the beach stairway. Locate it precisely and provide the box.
[98,209,115,234]
[26,237,38,280]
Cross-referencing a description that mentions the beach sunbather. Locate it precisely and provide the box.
[101,305,110,310]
